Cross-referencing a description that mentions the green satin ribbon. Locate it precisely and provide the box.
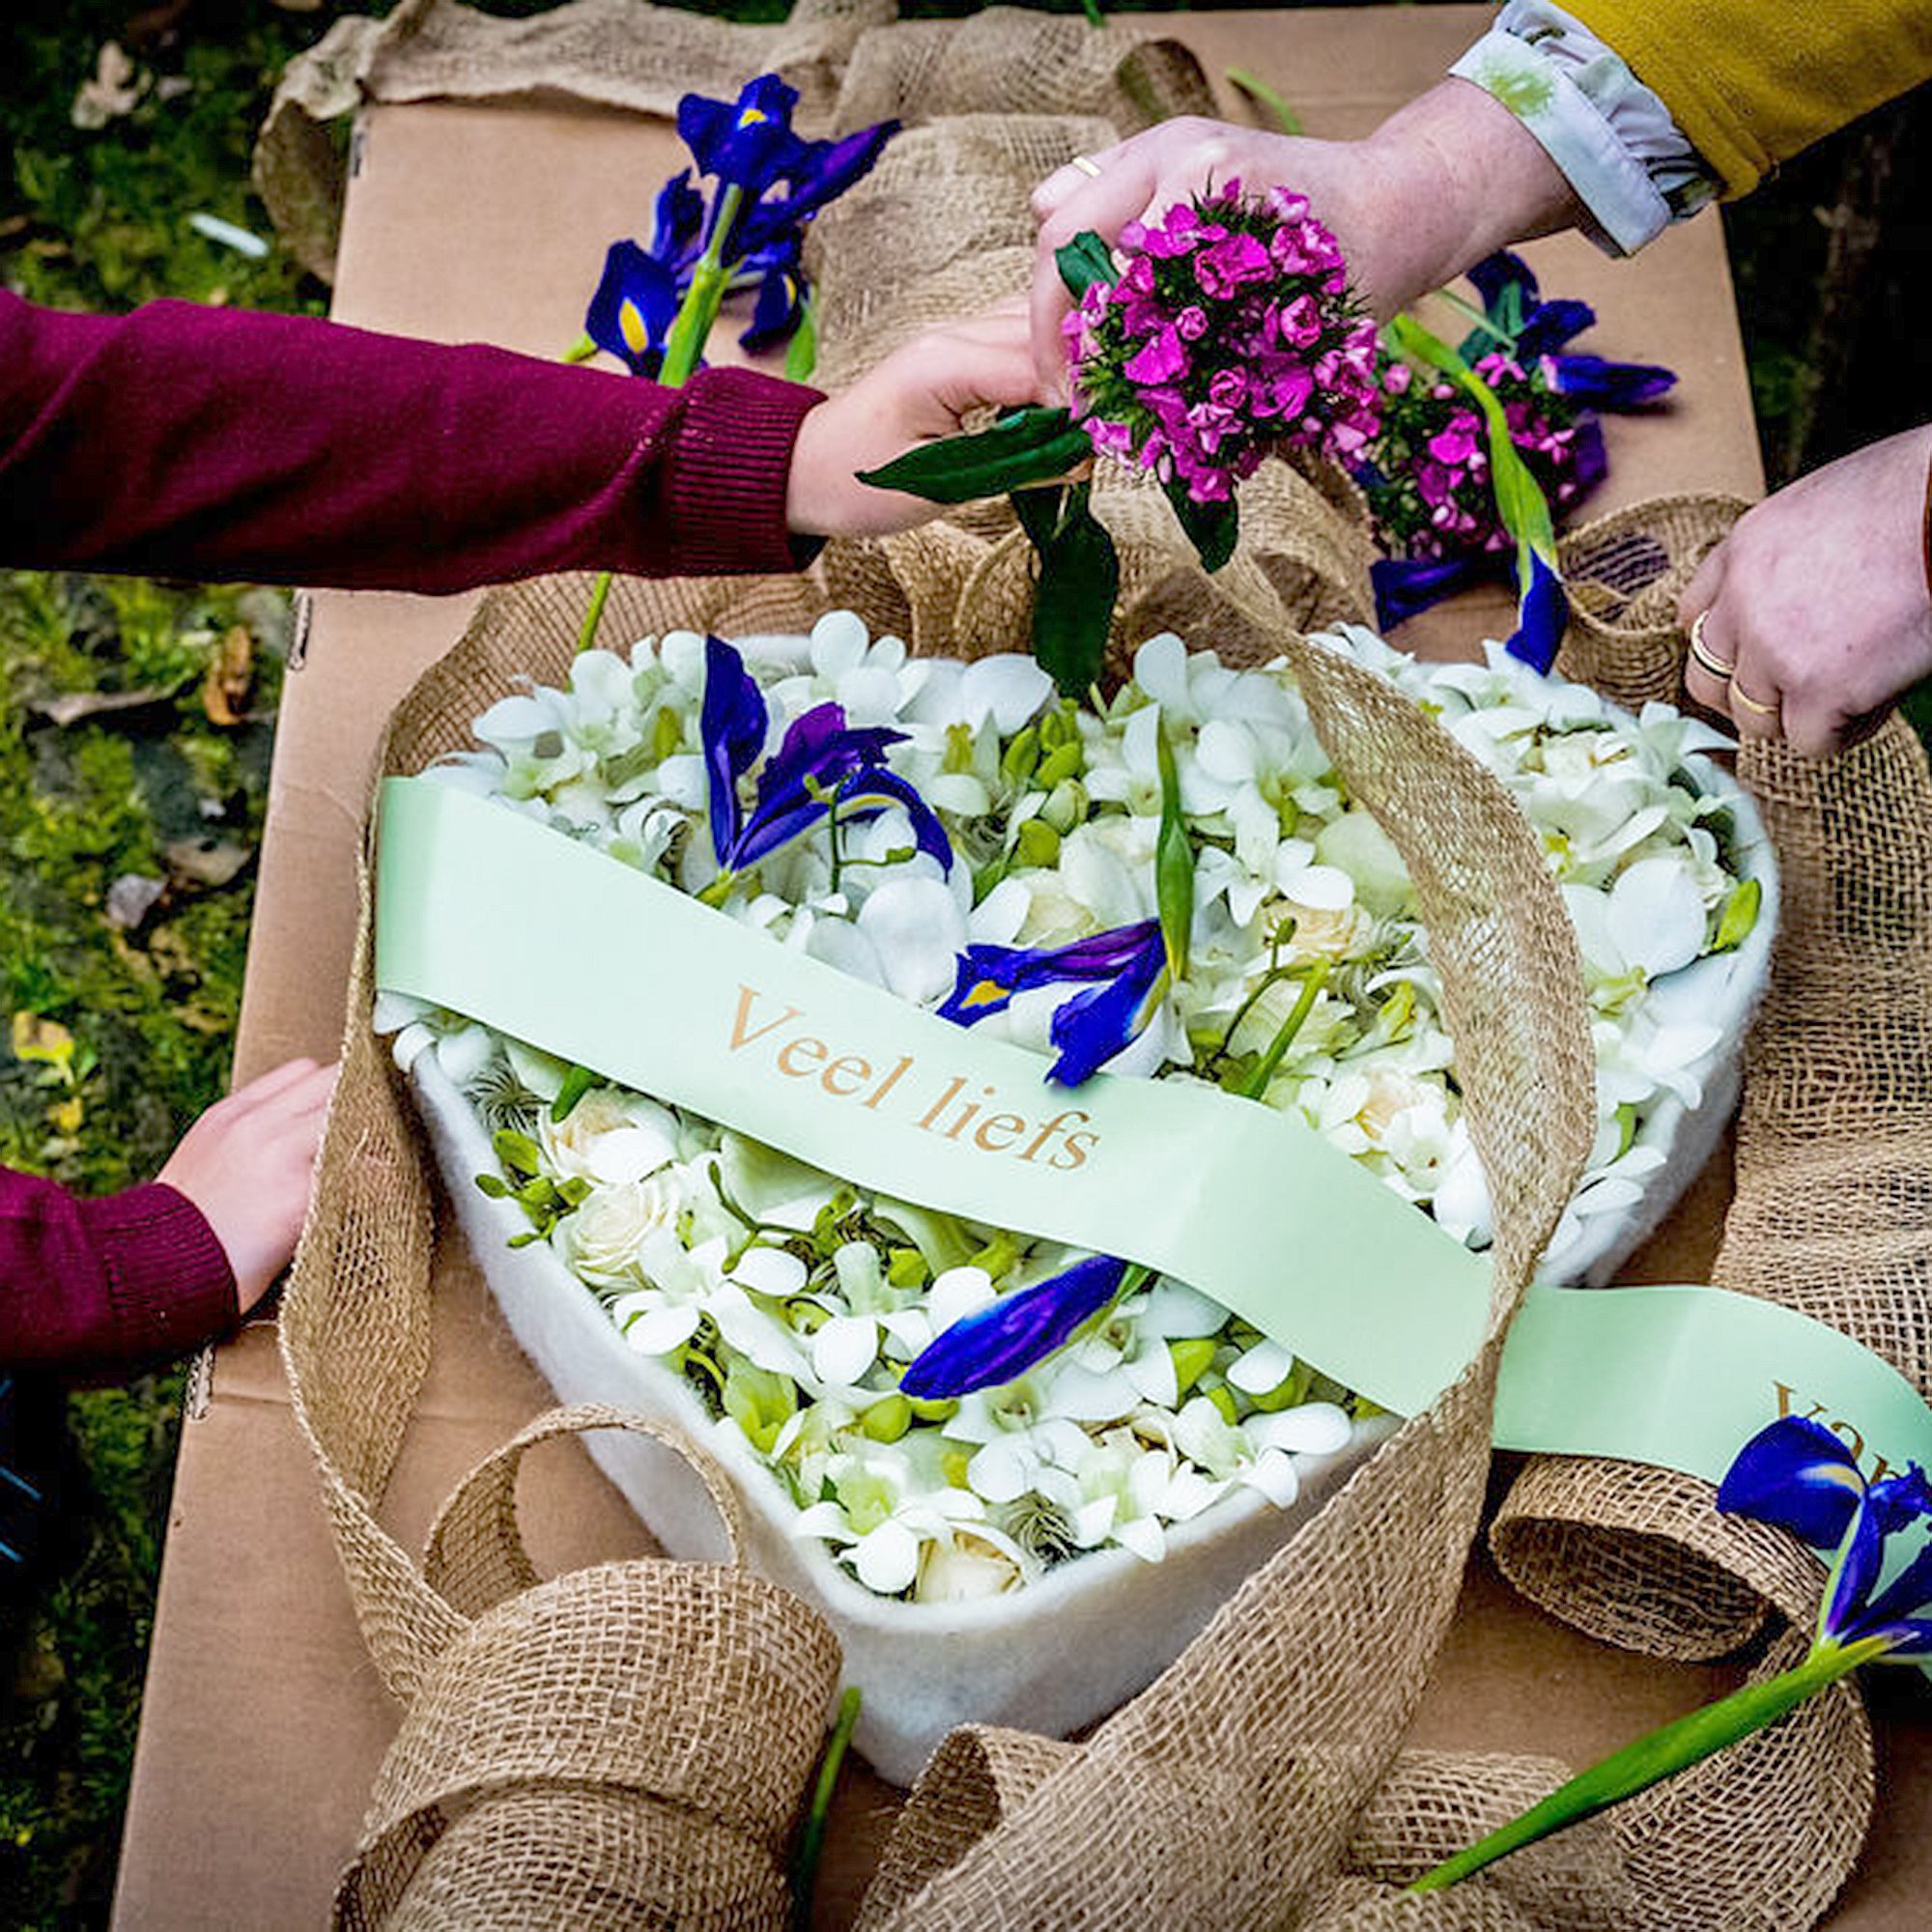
[374,776,1932,1503]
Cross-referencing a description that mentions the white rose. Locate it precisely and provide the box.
[559,1172,686,1283]
[914,1528,1025,1603]
[541,1090,678,1184]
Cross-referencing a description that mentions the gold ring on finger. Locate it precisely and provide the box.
[1687,611,1734,682]
[1070,154,1103,178]
[1730,683,1779,719]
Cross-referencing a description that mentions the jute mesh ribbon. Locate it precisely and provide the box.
[253,0,1215,280]
[267,13,1932,1927]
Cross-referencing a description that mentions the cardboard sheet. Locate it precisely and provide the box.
[110,8,1930,1925]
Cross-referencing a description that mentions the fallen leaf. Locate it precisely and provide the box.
[201,624,254,725]
[164,836,253,889]
[105,873,168,931]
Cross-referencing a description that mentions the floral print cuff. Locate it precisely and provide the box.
[1450,0,1720,256]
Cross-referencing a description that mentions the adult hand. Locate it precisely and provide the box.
[785,303,1044,538]
[1028,81,1583,397]
[158,1056,338,1313]
[1680,425,1932,758]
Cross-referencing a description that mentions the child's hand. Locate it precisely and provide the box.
[785,303,1044,538]
[157,1057,338,1313]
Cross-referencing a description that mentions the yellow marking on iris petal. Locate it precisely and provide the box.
[959,980,1007,1010]
[619,301,650,356]
[738,106,768,126]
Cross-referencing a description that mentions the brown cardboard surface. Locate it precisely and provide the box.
[111,9,1925,1927]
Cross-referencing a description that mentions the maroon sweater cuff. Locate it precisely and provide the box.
[0,1169,238,1378]
[71,1182,239,1371]
[639,363,827,578]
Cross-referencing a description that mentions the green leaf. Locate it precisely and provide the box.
[550,1062,598,1122]
[1027,482,1120,697]
[1162,477,1240,573]
[1055,230,1117,301]
[1154,724,1194,980]
[784,290,819,383]
[858,408,1089,503]
[1009,483,1066,552]
[1712,876,1762,952]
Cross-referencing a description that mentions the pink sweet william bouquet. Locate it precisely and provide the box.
[1065,185,1383,511]
[866,185,1380,694]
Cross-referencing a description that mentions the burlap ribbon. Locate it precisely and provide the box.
[270,11,1932,1926]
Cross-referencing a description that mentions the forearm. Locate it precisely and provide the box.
[1354,79,1589,314]
[0,1167,238,1377]
[0,292,819,592]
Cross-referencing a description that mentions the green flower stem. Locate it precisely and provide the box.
[1408,1633,1892,1895]
[1385,311,1556,562]
[1243,960,1331,1094]
[580,183,745,656]
[792,1684,863,1927]
[573,568,615,657]
[1154,724,1193,980]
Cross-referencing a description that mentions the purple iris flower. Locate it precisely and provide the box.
[1463,251,1675,410]
[585,75,895,376]
[939,919,1168,1088]
[1506,545,1569,675]
[900,1255,1131,1398]
[584,240,684,378]
[699,637,950,882]
[1719,1415,1932,1657]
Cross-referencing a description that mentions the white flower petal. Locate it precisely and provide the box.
[1607,856,1708,978]
[857,877,968,1005]
[730,1246,809,1299]
[1248,1402,1353,1457]
[621,1301,702,1356]
[811,1315,880,1388]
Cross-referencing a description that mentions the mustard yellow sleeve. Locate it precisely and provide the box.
[1563,0,1932,197]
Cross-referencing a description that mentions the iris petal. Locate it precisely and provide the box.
[583,241,681,376]
[1545,352,1678,411]
[1046,939,1168,1086]
[901,1255,1130,1397]
[649,170,706,266]
[677,73,808,192]
[1716,1415,1867,1550]
[938,922,1164,1030]
[1503,546,1568,675]
[1371,554,1491,630]
[699,637,769,867]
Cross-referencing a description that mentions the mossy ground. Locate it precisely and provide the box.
[0,1,1922,1924]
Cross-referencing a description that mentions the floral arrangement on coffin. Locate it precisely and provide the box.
[1358,252,1676,642]
[379,613,1774,1627]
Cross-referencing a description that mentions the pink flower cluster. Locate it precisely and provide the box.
[1063,184,1383,506]
[1363,354,1604,563]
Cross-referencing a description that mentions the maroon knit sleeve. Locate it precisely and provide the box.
[0,1167,238,1378]
[0,290,823,592]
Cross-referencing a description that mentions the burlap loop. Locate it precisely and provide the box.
[332,1557,843,1931]
[421,1403,748,1617]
